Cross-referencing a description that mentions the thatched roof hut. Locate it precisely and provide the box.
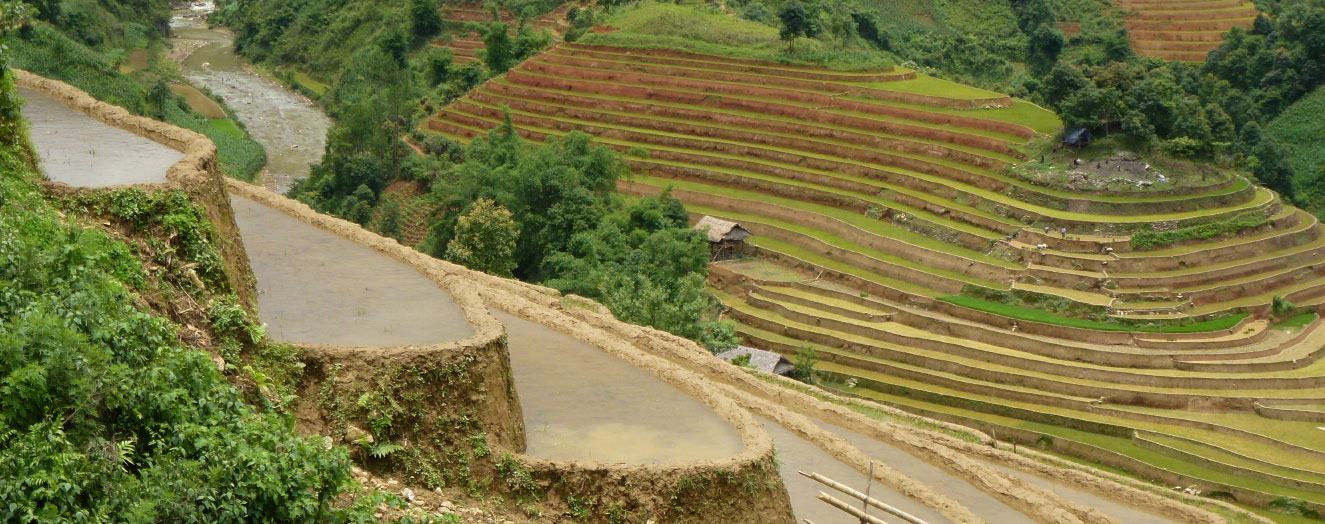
[694,216,751,243]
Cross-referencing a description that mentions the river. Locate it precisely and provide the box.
[169,11,330,193]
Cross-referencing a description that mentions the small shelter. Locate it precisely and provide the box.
[1063,128,1093,148]
[694,215,752,261]
[716,346,794,376]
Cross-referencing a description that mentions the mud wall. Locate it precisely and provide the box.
[15,69,257,311]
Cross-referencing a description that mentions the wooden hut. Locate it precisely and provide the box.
[694,216,751,261]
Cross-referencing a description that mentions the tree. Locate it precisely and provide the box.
[409,0,441,38]
[446,198,520,277]
[379,199,403,240]
[778,1,819,52]
[424,46,453,87]
[473,20,514,72]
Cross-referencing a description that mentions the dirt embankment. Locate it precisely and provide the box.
[16,69,256,311]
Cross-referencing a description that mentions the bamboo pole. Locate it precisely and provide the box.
[800,471,931,524]
[817,492,892,524]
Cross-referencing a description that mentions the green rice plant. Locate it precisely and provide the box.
[938,294,1248,333]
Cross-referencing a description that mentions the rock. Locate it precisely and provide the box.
[401,488,415,503]
[345,425,372,444]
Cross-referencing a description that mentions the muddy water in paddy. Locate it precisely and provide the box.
[757,417,955,524]
[232,196,473,346]
[172,17,329,193]
[19,87,182,187]
[497,310,744,463]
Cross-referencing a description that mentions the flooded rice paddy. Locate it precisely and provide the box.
[232,195,473,346]
[498,309,745,463]
[20,87,182,187]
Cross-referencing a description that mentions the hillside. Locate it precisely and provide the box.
[412,3,1325,522]
[10,0,1325,521]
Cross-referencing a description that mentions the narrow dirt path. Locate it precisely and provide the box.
[498,309,745,463]
[20,87,181,187]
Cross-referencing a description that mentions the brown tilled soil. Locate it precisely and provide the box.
[230,195,474,346]
[497,309,745,463]
[20,87,181,187]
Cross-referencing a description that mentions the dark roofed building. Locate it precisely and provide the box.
[716,346,795,376]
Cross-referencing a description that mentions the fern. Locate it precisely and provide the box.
[368,442,405,459]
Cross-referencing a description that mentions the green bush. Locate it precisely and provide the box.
[0,166,368,522]
[1130,213,1270,250]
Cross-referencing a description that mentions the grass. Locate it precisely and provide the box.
[288,69,330,96]
[938,294,1248,333]
[579,1,892,71]
[858,73,1006,100]
[1273,312,1319,330]
[209,118,245,138]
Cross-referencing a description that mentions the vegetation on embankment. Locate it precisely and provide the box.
[6,20,266,180]
[0,68,376,520]
[1266,87,1325,218]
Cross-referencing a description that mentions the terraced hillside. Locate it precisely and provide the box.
[433,2,577,65]
[422,43,1325,517]
[1120,0,1259,61]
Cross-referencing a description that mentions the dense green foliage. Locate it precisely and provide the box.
[0,137,366,521]
[1266,88,1325,216]
[1027,1,1325,207]
[418,129,738,351]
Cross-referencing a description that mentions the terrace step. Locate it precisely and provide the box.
[438,105,1018,240]
[814,374,1325,501]
[462,85,1277,234]
[1131,6,1257,21]
[478,81,1257,218]
[714,252,1269,357]
[559,43,903,83]
[623,178,1015,270]
[508,60,1036,136]
[724,294,1325,404]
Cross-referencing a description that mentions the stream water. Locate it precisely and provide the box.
[170,14,330,193]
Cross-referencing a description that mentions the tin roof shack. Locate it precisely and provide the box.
[1063,127,1093,148]
[716,346,795,376]
[694,216,752,261]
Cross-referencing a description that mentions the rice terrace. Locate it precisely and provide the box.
[3,0,1325,522]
